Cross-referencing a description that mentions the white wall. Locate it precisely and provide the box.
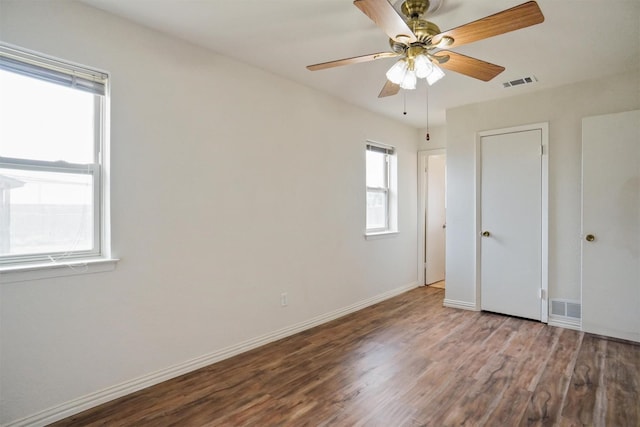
[445,71,640,306]
[0,1,419,424]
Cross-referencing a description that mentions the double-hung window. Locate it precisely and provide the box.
[366,142,396,234]
[0,44,108,266]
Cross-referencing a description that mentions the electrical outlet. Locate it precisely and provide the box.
[280,292,288,307]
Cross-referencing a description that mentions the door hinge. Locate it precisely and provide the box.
[539,288,545,299]
[539,145,544,156]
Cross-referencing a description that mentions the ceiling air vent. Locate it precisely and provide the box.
[502,76,538,88]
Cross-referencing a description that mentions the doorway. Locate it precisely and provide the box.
[477,123,548,322]
[418,149,446,288]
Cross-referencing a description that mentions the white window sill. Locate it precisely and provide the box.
[364,231,399,240]
[0,258,119,284]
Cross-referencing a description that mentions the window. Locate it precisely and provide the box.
[366,142,396,234]
[0,44,109,266]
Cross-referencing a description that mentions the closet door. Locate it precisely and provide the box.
[582,110,640,342]
[480,127,545,321]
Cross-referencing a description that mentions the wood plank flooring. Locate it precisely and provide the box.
[51,287,640,426]
[428,280,445,290]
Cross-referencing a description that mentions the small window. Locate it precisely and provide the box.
[0,44,108,265]
[366,142,396,234]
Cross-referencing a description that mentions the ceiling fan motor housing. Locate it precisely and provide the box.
[398,0,441,48]
[409,20,441,43]
[401,0,430,18]
[388,19,441,58]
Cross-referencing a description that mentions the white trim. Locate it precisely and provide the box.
[548,316,582,331]
[474,135,483,311]
[364,230,399,240]
[539,123,549,323]
[0,258,118,284]
[417,149,446,286]
[579,323,640,343]
[443,298,479,311]
[475,122,549,322]
[5,281,419,427]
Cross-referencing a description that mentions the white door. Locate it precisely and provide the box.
[582,110,640,342]
[425,154,446,285]
[480,127,545,321]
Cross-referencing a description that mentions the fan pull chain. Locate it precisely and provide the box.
[425,86,430,141]
[403,90,407,116]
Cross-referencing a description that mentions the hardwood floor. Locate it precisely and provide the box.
[428,280,445,289]
[51,287,640,426]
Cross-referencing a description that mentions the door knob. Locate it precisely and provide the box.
[585,234,595,242]
[482,231,491,237]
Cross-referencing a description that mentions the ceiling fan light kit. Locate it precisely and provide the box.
[400,66,417,89]
[425,62,445,85]
[307,0,544,98]
[386,54,444,88]
[413,54,432,78]
[386,58,408,84]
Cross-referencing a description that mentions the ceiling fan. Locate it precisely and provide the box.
[307,0,544,97]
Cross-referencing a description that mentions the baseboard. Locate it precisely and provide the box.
[548,315,582,331]
[581,322,639,343]
[443,298,479,311]
[6,281,419,427]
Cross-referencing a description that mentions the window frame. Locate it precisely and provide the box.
[0,43,109,267]
[365,141,397,236]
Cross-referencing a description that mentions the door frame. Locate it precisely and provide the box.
[475,123,549,322]
[417,148,446,286]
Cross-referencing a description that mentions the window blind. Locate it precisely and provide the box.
[0,44,107,95]
[366,143,395,155]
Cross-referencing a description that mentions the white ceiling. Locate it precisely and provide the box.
[81,0,639,128]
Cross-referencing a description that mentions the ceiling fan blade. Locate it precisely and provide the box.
[435,51,505,81]
[353,0,417,43]
[307,51,398,71]
[378,80,400,97]
[432,1,544,49]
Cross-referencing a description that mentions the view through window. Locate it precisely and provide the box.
[366,143,395,233]
[0,46,107,264]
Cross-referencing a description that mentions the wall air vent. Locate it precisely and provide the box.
[502,76,538,88]
[550,299,581,319]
